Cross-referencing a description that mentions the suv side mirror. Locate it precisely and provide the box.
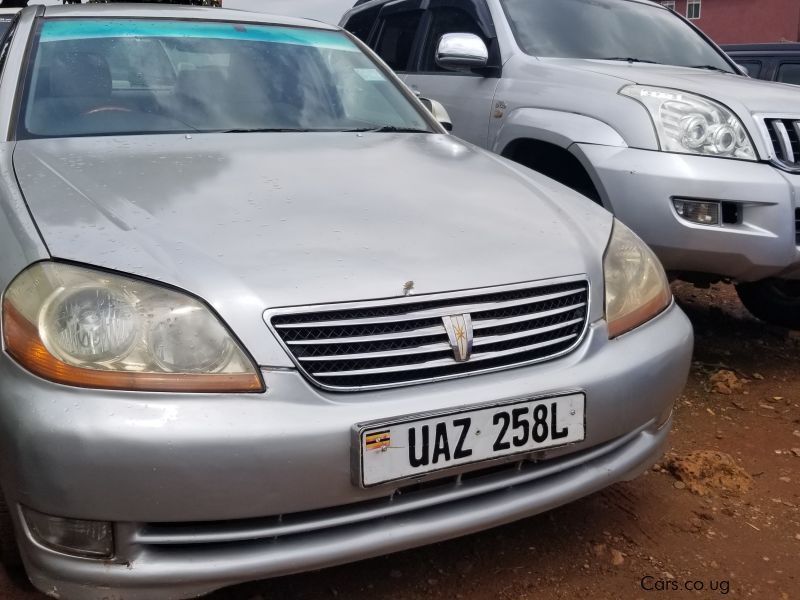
[436,33,489,72]
[419,97,453,132]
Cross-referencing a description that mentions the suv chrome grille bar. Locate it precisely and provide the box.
[773,120,795,163]
[764,118,800,168]
[266,277,590,391]
[795,207,800,245]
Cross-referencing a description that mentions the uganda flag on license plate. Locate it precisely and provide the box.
[365,430,391,450]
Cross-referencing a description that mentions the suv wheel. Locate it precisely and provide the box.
[735,279,800,329]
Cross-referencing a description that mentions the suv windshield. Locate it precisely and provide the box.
[501,0,734,72]
[20,19,432,139]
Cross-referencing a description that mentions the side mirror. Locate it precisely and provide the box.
[735,63,751,76]
[419,97,453,132]
[436,33,489,72]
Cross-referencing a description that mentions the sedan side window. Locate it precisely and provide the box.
[373,11,423,72]
[420,7,490,72]
[777,62,800,85]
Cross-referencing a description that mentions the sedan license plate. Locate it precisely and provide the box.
[358,393,585,487]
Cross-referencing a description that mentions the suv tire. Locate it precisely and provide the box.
[735,279,800,329]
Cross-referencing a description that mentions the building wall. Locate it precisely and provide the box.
[669,0,800,44]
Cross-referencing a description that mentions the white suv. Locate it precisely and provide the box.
[343,0,800,328]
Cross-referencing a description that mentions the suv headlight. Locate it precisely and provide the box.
[620,85,756,161]
[604,221,672,338]
[2,262,263,392]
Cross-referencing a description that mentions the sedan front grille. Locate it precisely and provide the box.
[267,277,589,391]
[764,118,800,168]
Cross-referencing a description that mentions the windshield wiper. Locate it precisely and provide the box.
[600,57,661,64]
[688,64,732,73]
[342,126,431,133]
[216,128,315,133]
[216,127,430,134]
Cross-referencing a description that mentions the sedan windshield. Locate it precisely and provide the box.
[501,0,734,73]
[19,19,432,138]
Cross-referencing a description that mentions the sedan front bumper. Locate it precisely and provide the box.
[0,304,692,600]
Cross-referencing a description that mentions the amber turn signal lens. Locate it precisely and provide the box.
[606,288,672,339]
[3,299,263,393]
[604,221,672,339]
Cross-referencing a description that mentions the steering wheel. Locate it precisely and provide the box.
[82,106,134,116]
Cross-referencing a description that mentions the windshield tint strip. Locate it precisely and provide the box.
[40,19,359,52]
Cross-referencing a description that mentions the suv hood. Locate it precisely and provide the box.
[13,134,611,365]
[564,59,800,114]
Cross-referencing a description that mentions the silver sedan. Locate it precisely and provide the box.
[0,4,692,599]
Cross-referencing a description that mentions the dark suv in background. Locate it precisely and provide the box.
[723,43,800,85]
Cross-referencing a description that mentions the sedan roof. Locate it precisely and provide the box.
[39,3,339,31]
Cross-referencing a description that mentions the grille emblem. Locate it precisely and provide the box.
[443,314,473,362]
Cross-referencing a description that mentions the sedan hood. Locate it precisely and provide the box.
[13,133,611,365]
[565,59,800,114]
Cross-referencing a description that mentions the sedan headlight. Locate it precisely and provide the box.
[620,85,756,161]
[604,221,672,338]
[2,262,263,392]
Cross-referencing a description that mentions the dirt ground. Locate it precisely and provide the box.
[1,283,798,600]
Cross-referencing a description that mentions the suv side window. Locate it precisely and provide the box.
[420,7,489,72]
[736,60,762,78]
[777,63,800,85]
[343,6,381,44]
[373,11,423,72]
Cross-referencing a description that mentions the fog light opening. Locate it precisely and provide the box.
[22,507,113,559]
[721,201,741,225]
[673,198,721,226]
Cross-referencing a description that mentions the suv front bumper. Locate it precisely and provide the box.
[577,144,800,281]
[0,305,692,600]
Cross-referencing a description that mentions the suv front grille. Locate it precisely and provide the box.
[764,118,800,168]
[796,207,800,245]
[267,278,589,391]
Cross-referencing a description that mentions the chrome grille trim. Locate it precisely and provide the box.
[286,324,448,345]
[272,287,583,329]
[773,120,795,163]
[472,301,586,330]
[265,276,590,391]
[299,341,453,362]
[296,318,585,363]
[310,334,579,378]
[796,207,800,245]
[473,317,585,345]
[758,114,800,171]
